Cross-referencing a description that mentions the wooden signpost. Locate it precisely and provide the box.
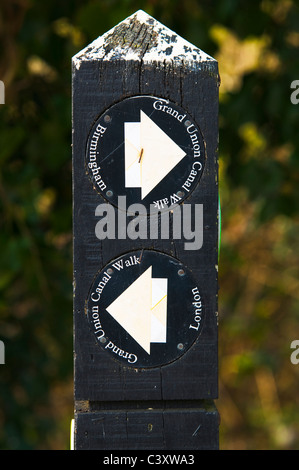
[72,10,219,450]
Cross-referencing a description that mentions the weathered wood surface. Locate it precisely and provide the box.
[72,10,219,449]
[75,400,219,450]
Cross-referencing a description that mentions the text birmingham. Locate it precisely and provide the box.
[94,196,204,251]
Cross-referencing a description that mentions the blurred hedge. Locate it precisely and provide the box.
[0,0,299,449]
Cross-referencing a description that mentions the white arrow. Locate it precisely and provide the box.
[124,110,186,199]
[106,266,168,354]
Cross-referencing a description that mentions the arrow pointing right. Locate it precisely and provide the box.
[124,110,186,199]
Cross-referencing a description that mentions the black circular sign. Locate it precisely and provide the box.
[86,250,205,368]
[86,95,205,213]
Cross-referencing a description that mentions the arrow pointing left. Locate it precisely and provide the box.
[106,266,168,354]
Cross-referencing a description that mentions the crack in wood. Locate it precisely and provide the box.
[103,15,158,60]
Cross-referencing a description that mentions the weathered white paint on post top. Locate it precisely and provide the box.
[72,9,216,70]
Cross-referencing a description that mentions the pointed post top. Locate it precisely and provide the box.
[73,10,216,69]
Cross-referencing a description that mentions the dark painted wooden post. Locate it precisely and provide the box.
[72,10,219,450]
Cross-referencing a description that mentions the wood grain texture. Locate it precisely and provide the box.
[72,10,219,449]
[75,400,219,450]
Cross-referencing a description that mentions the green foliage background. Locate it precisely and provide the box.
[0,0,299,450]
